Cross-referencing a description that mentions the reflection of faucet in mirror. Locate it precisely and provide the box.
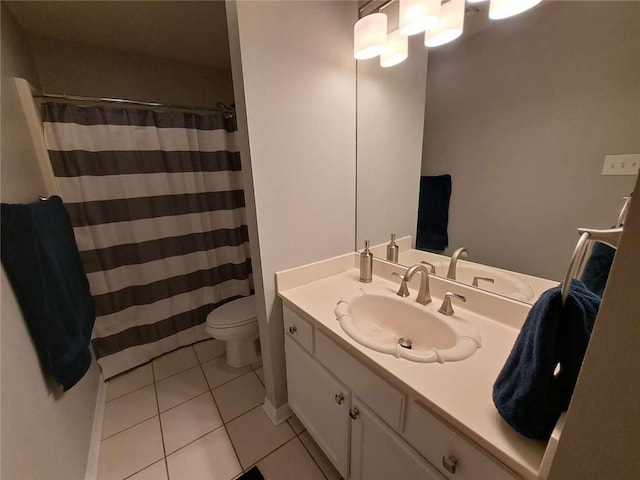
[447,248,469,280]
[420,260,436,274]
[472,276,495,288]
[395,264,432,305]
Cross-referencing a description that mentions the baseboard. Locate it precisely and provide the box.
[85,372,107,480]
[262,397,292,426]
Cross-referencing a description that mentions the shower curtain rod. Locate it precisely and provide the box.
[33,92,235,116]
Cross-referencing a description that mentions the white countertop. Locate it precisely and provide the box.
[277,254,548,479]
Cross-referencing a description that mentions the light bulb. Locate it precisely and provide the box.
[424,0,465,48]
[380,30,408,68]
[354,13,388,60]
[399,0,441,36]
[489,0,542,20]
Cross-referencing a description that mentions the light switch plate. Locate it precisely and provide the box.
[602,154,640,176]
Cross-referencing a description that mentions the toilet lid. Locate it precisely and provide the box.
[206,295,257,328]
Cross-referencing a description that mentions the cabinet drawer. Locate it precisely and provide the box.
[315,330,405,432]
[403,401,517,480]
[283,306,314,353]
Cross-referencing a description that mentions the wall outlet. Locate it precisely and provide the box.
[602,154,640,176]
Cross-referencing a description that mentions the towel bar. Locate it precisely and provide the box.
[561,227,622,304]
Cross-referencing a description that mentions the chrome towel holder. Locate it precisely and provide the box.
[561,194,632,304]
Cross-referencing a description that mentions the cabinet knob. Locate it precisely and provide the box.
[442,455,458,474]
[349,407,360,419]
[334,393,345,405]
[288,325,297,334]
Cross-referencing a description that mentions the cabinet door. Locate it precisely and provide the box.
[350,398,445,480]
[285,335,350,478]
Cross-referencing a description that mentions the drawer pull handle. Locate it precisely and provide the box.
[442,455,458,474]
[349,407,360,419]
[288,325,297,334]
[335,393,345,405]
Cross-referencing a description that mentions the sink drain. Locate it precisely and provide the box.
[398,338,412,350]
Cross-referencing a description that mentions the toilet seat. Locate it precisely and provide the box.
[206,296,257,329]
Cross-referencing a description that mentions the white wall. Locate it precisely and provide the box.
[29,35,235,107]
[549,175,640,479]
[228,0,357,412]
[357,34,428,248]
[0,7,101,479]
[421,1,639,280]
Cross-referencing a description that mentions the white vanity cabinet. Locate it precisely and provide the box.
[350,398,445,480]
[285,335,350,478]
[283,304,519,480]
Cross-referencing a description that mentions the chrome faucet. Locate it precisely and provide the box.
[395,264,432,305]
[447,247,469,280]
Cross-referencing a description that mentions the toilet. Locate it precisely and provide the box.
[205,295,261,368]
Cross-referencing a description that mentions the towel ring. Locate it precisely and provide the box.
[561,227,623,304]
[615,195,632,228]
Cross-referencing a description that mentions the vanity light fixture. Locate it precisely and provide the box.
[399,0,441,36]
[354,12,388,60]
[424,0,465,47]
[380,30,409,67]
[489,0,542,20]
[354,0,543,63]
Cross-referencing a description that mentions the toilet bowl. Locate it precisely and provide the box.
[205,295,261,368]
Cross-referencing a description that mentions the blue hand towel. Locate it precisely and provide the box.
[492,280,600,439]
[416,174,452,252]
[1,196,95,391]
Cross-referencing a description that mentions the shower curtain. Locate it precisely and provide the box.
[41,102,252,379]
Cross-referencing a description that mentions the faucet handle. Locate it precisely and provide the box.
[420,261,436,274]
[472,276,495,287]
[392,272,410,298]
[438,292,467,316]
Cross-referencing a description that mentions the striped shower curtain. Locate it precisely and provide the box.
[41,102,252,378]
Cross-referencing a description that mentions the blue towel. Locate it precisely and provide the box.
[1,196,95,390]
[580,241,616,298]
[416,174,452,252]
[492,280,600,439]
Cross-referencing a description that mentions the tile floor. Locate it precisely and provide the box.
[97,340,342,480]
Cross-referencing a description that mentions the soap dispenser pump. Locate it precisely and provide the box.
[386,233,399,263]
[360,240,373,283]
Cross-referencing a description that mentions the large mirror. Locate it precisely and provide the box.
[356,0,639,303]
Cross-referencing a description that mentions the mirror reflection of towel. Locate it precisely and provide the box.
[416,174,451,252]
[1,196,95,391]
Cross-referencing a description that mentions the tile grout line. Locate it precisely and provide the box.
[296,430,332,480]
[197,357,246,476]
[211,370,265,424]
[151,358,172,480]
[105,381,154,404]
[206,364,256,391]
[245,435,297,472]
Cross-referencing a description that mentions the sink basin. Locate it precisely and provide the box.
[437,263,535,302]
[334,290,480,363]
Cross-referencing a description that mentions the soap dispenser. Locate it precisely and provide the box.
[386,233,399,263]
[360,240,373,283]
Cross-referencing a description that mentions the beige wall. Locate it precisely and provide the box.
[422,1,639,280]
[228,0,357,412]
[0,7,101,479]
[29,35,234,107]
